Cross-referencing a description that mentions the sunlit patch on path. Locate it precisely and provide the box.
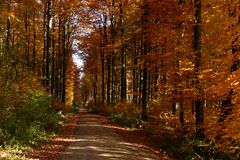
[59,109,160,160]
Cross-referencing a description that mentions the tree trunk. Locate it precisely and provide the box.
[51,21,55,95]
[32,10,36,70]
[56,13,62,98]
[46,1,52,90]
[141,0,149,121]
[138,69,142,106]
[101,14,108,105]
[42,2,47,86]
[194,0,204,138]
[107,54,111,105]
[132,38,138,105]
[93,73,97,106]
[112,54,116,105]
[100,38,105,105]
[6,0,11,56]
[62,19,67,103]
[120,0,127,102]
[0,2,3,65]
[111,0,116,106]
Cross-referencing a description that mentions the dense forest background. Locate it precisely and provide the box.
[0,0,240,159]
[0,0,82,153]
[80,0,240,159]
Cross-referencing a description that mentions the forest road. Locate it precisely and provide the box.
[59,108,161,160]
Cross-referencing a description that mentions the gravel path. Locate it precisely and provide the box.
[59,109,160,160]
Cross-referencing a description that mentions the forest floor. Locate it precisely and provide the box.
[23,108,172,160]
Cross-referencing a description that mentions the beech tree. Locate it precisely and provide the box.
[193,0,204,138]
[141,0,149,121]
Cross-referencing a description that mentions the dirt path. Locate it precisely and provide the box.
[59,109,161,160]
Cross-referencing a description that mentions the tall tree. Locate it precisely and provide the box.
[141,0,149,121]
[111,0,117,106]
[101,14,108,105]
[194,0,204,138]
[120,0,126,101]
[46,1,52,89]
[6,0,11,57]
[42,1,47,86]
[32,10,36,70]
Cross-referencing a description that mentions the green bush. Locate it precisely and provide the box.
[109,113,141,129]
[152,134,220,160]
[0,128,11,147]
[1,90,65,147]
[71,102,80,113]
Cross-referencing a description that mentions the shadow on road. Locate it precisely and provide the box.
[59,111,160,160]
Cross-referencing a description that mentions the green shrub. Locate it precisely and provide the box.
[0,128,11,147]
[71,102,80,113]
[85,99,95,112]
[109,113,141,129]
[1,90,65,147]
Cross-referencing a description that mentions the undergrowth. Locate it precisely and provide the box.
[152,133,234,160]
[86,101,240,159]
[109,113,141,129]
[86,101,142,129]
[0,90,65,148]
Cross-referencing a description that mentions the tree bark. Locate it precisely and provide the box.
[46,1,52,90]
[194,0,204,138]
[141,0,149,121]
[42,2,47,86]
[6,0,11,56]
[107,54,111,105]
[132,38,138,105]
[111,0,116,106]
[120,0,127,102]
[51,19,55,95]
[101,14,108,105]
[32,10,36,70]
[93,73,97,106]
[62,18,67,102]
